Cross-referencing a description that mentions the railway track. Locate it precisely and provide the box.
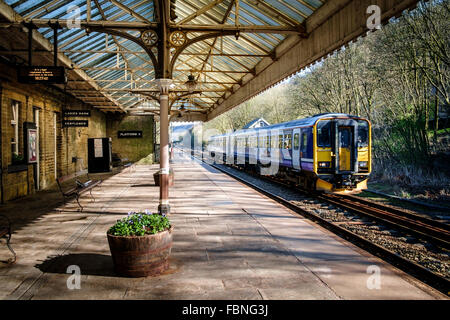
[188,152,450,296]
[317,193,450,250]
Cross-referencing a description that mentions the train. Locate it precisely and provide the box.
[207,113,371,193]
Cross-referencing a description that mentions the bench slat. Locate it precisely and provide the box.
[78,180,101,193]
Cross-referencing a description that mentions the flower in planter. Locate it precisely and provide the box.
[108,211,171,237]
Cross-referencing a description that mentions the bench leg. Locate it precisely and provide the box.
[5,233,16,264]
[89,189,95,203]
[76,194,83,212]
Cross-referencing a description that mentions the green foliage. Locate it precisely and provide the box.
[108,211,171,237]
[12,153,24,164]
[204,0,449,176]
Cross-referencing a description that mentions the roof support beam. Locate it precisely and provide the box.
[0,0,122,111]
[176,0,225,25]
[0,21,304,35]
[107,0,151,23]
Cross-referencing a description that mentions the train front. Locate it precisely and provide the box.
[314,116,371,192]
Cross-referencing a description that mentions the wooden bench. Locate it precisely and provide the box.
[0,214,16,263]
[56,173,102,212]
[121,158,135,172]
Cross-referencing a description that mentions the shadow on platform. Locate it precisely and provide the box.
[35,253,116,277]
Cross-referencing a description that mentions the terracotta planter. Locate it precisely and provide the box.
[153,169,174,187]
[107,226,173,277]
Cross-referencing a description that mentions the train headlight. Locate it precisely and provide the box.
[318,161,331,168]
[359,161,368,168]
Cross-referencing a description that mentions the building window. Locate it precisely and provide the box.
[11,100,20,163]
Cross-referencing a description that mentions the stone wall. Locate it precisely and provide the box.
[0,63,107,202]
[0,61,155,203]
[106,114,154,163]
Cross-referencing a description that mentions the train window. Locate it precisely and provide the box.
[294,133,299,150]
[266,136,271,148]
[317,121,331,147]
[357,121,369,147]
[285,134,292,149]
[278,135,283,148]
[340,129,351,148]
[301,132,308,153]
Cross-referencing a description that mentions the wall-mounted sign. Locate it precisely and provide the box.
[118,131,143,138]
[63,110,91,117]
[63,120,89,127]
[18,66,66,84]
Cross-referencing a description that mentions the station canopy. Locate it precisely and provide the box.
[0,0,421,121]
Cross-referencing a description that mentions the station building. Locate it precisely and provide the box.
[0,62,155,202]
[0,0,445,302]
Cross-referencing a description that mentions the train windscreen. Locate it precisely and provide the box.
[317,120,331,147]
[357,121,369,147]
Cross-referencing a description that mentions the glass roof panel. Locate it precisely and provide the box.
[2,0,323,114]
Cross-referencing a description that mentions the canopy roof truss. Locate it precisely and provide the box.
[0,0,422,119]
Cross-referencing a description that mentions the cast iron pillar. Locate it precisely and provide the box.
[157,79,172,215]
[155,0,172,215]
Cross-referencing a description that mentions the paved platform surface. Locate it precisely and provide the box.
[0,152,445,299]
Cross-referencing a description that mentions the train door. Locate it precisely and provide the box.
[338,126,353,172]
[282,130,293,165]
[292,128,301,169]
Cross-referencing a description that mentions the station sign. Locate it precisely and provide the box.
[63,110,91,117]
[118,131,143,138]
[63,120,89,127]
[18,66,67,84]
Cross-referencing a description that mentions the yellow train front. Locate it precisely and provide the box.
[313,114,371,192]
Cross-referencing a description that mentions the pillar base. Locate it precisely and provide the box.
[158,203,171,215]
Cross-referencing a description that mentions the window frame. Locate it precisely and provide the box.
[11,100,20,160]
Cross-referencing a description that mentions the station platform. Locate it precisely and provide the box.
[0,152,444,300]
